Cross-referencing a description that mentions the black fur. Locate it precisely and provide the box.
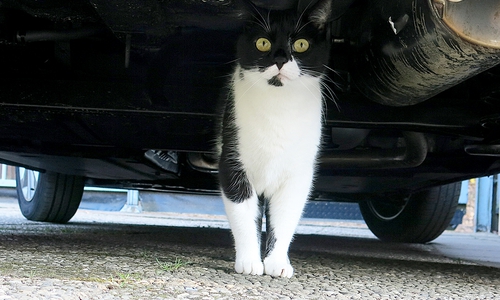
[256,195,266,250]
[264,202,277,258]
[218,96,253,203]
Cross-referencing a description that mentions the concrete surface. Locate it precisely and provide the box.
[1,196,500,270]
[2,197,500,299]
[2,196,500,299]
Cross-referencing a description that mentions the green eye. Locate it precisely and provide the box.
[293,39,310,53]
[256,37,271,52]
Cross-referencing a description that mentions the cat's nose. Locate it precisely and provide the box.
[274,57,287,70]
[273,49,288,70]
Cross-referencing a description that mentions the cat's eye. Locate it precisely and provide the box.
[293,39,310,53]
[255,38,271,52]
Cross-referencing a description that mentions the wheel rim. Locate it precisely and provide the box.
[19,167,39,202]
[367,200,407,221]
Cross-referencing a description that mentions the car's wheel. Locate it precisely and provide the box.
[15,167,85,223]
[358,182,460,243]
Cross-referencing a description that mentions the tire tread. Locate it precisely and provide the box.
[16,169,84,223]
[359,182,461,243]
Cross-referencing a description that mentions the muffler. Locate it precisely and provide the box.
[438,0,500,50]
[345,0,500,106]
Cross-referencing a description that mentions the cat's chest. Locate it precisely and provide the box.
[232,75,323,170]
[232,75,323,135]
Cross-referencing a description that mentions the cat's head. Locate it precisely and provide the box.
[236,0,332,87]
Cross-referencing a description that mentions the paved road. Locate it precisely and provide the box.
[1,198,500,299]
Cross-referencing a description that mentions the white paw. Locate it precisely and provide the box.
[263,256,294,278]
[234,258,264,275]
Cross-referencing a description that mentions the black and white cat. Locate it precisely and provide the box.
[218,0,333,278]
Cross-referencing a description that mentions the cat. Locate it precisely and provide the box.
[218,0,333,278]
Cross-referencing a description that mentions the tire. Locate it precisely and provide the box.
[15,167,85,223]
[359,182,460,243]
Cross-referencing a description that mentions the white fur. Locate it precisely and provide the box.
[222,192,264,275]
[223,60,323,277]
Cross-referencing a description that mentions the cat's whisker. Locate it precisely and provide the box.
[296,20,314,34]
[229,70,253,86]
[248,19,269,33]
[216,71,240,80]
[298,76,341,117]
[298,69,341,111]
[319,81,341,112]
[321,82,337,102]
[234,74,262,99]
[250,5,271,32]
[224,58,241,65]
[301,67,343,91]
[321,74,343,91]
[322,64,342,77]
[297,77,321,101]
[215,75,233,81]
[297,78,327,123]
[295,1,315,32]
[266,10,271,32]
[317,79,335,99]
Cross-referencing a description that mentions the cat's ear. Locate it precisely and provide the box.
[303,0,333,30]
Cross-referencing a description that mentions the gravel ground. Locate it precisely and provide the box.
[1,206,500,299]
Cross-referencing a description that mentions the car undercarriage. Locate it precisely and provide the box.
[1,0,499,241]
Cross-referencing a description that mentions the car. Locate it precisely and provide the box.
[1,0,499,243]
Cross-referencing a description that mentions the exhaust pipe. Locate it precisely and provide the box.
[320,131,428,169]
[346,0,500,106]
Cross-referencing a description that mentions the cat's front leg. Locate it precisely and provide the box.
[219,148,265,275]
[222,193,264,275]
[263,175,313,278]
[263,221,295,278]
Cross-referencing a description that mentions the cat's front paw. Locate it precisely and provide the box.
[234,259,264,275]
[263,256,294,278]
